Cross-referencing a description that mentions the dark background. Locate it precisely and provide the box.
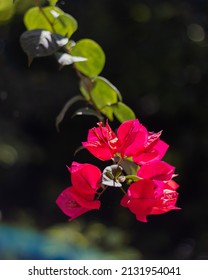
[0,0,208,259]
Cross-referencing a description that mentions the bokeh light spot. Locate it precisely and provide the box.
[187,24,205,42]
[130,4,151,23]
[0,143,18,167]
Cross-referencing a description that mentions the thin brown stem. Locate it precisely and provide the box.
[120,187,127,195]
[33,0,56,33]
[96,185,108,199]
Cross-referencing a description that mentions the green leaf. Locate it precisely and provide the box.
[90,77,119,120]
[79,76,94,101]
[102,165,124,187]
[55,95,85,131]
[54,13,78,38]
[119,158,139,176]
[0,0,13,10]
[112,102,136,123]
[71,39,105,77]
[48,0,58,5]
[24,6,77,38]
[20,29,68,64]
[0,0,14,21]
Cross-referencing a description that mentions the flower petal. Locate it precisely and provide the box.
[138,161,175,181]
[56,187,100,221]
[69,162,101,195]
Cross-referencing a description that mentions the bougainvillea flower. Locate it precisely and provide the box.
[82,119,168,165]
[150,180,180,215]
[133,131,169,165]
[120,179,156,222]
[56,162,102,220]
[67,162,101,195]
[137,161,175,181]
[82,120,118,160]
[120,178,179,222]
[117,122,168,164]
[56,187,101,221]
[116,119,148,158]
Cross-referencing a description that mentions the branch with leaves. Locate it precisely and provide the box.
[18,0,136,129]
[9,0,180,223]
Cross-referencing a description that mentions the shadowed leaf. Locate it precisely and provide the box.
[20,29,68,63]
[56,95,85,131]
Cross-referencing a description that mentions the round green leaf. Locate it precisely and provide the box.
[24,6,77,38]
[55,14,77,38]
[90,77,119,120]
[0,0,14,21]
[112,102,136,123]
[71,39,105,77]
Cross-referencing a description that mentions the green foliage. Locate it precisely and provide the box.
[71,39,105,77]
[0,0,14,22]
[24,6,77,38]
[19,0,136,124]
[48,0,58,6]
[113,102,136,122]
[90,76,121,120]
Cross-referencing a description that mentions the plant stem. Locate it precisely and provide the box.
[96,185,108,199]
[120,187,127,195]
[33,0,56,33]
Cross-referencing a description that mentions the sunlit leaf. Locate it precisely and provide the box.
[24,6,77,38]
[13,0,34,15]
[112,102,136,122]
[0,0,13,10]
[48,0,58,5]
[79,76,94,101]
[90,76,119,120]
[56,52,87,67]
[71,39,105,77]
[0,0,14,21]
[54,13,78,38]
[55,95,85,131]
[20,29,68,63]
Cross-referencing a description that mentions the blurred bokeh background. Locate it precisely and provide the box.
[0,0,208,259]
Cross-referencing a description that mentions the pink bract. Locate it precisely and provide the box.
[68,162,101,195]
[150,180,180,215]
[121,179,156,222]
[117,119,148,158]
[82,119,169,164]
[82,121,118,160]
[120,178,179,222]
[137,161,175,181]
[56,162,102,220]
[134,139,169,165]
[56,187,101,221]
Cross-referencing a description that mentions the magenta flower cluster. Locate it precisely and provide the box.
[56,119,180,222]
